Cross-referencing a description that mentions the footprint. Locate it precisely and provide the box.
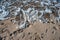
[22,33,25,39]
[52,30,56,35]
[41,33,44,39]
[0,22,4,25]
[34,35,41,40]
[51,21,55,24]
[28,32,31,35]
[10,33,12,36]
[17,29,23,33]
[53,26,57,30]
[33,33,41,40]
[13,31,17,36]
[45,29,48,33]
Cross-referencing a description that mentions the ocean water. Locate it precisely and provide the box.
[0,0,2,2]
[57,0,60,3]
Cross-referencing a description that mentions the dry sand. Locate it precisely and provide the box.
[0,19,60,40]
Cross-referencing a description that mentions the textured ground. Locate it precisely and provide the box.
[0,19,60,40]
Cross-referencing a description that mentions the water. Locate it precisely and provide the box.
[0,5,9,20]
[57,0,60,3]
